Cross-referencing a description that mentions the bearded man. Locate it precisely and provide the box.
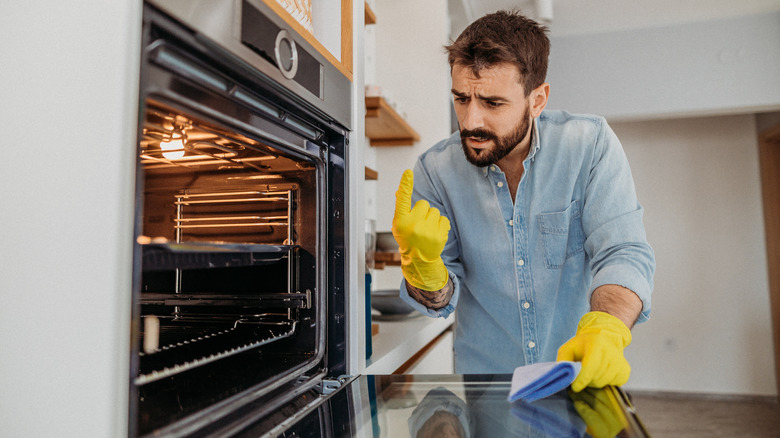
[391,10,655,392]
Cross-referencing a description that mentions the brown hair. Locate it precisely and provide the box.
[446,10,550,96]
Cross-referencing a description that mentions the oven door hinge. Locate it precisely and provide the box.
[320,374,353,395]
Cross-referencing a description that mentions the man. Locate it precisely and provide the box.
[392,10,655,392]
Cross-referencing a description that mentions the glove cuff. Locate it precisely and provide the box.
[578,311,632,348]
[401,255,449,291]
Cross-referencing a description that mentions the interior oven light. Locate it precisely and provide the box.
[160,129,186,160]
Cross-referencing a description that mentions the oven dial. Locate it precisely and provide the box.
[274,29,298,80]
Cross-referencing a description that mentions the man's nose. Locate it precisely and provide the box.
[460,101,485,131]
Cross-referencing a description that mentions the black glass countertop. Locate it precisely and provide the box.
[279,373,651,438]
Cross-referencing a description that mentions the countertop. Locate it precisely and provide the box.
[364,311,454,374]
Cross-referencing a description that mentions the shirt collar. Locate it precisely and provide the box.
[528,117,541,160]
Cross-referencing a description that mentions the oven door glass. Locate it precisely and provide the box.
[259,374,652,438]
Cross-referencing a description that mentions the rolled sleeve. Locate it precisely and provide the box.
[590,263,653,323]
[399,271,461,318]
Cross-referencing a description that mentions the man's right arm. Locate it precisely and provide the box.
[392,169,452,293]
[406,279,454,310]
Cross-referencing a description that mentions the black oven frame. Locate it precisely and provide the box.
[130,4,349,436]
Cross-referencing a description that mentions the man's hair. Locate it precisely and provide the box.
[446,10,550,96]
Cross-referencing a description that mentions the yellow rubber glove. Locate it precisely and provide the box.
[569,388,625,438]
[391,169,451,291]
[557,311,632,392]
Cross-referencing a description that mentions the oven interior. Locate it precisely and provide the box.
[133,99,328,435]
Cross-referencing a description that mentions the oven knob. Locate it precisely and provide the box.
[274,29,298,80]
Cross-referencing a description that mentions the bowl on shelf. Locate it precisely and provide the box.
[371,288,415,315]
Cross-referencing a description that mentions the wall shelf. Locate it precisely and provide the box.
[364,1,376,25]
[365,96,420,146]
[373,251,401,269]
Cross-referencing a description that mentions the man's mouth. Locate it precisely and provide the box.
[467,136,492,148]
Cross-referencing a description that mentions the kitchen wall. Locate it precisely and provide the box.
[615,114,776,396]
[0,1,141,436]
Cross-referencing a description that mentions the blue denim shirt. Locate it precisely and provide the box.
[399,110,655,374]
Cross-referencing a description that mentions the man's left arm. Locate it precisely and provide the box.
[591,284,642,329]
[558,286,641,392]
[557,118,655,392]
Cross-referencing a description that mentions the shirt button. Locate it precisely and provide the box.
[509,219,514,226]
[517,259,525,266]
[528,341,536,349]
[490,165,497,172]
[522,301,530,309]
[497,182,504,188]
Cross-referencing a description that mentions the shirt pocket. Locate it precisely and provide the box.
[539,200,585,269]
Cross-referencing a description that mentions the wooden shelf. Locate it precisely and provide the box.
[365,96,420,146]
[373,251,402,270]
[365,166,378,180]
[365,1,376,25]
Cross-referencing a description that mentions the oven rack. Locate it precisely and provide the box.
[141,241,298,271]
[139,291,310,309]
[135,318,297,385]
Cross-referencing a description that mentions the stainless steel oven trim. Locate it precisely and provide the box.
[146,0,352,129]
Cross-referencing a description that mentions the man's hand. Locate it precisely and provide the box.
[392,169,450,291]
[557,311,632,392]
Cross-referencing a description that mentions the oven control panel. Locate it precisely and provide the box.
[241,0,323,98]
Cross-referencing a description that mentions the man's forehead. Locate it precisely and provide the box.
[451,63,524,92]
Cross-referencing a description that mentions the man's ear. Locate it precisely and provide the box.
[530,83,550,118]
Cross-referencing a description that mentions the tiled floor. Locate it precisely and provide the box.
[629,391,780,437]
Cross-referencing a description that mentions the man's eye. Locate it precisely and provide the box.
[486,101,501,108]
[454,97,469,104]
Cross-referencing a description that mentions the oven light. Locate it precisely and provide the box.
[160,138,185,160]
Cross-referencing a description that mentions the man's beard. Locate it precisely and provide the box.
[460,105,531,167]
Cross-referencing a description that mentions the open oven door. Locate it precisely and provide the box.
[219,374,652,437]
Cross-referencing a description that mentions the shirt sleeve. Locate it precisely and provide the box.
[583,118,655,322]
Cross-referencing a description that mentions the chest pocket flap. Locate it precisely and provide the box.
[539,200,585,269]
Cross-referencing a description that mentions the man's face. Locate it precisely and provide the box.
[451,63,533,167]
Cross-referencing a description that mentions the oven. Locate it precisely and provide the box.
[131,2,350,436]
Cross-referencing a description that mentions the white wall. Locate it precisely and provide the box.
[0,1,141,436]
[616,114,776,395]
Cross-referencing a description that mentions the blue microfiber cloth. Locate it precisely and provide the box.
[507,361,582,403]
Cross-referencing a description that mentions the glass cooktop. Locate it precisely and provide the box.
[277,373,651,438]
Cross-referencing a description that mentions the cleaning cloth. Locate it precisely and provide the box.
[508,361,582,403]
